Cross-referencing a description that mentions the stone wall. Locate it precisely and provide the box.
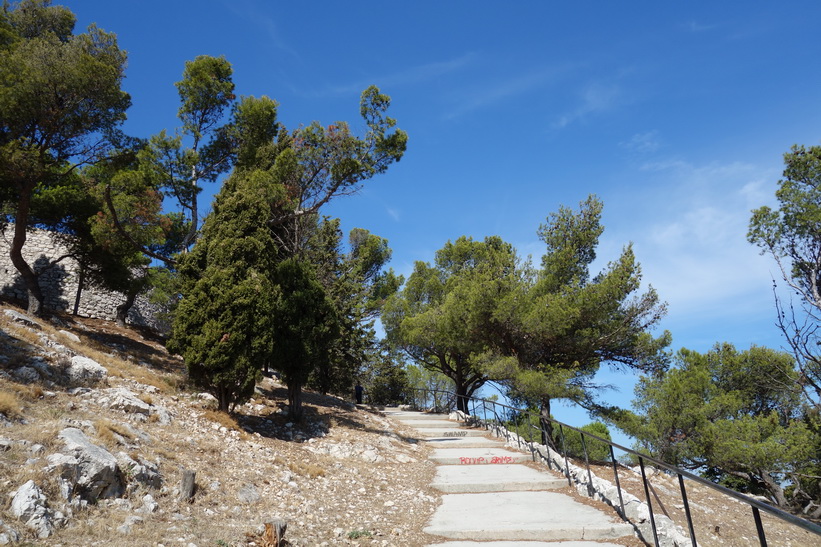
[0,225,167,332]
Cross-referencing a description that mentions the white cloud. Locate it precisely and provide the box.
[553,82,620,129]
[604,159,781,323]
[221,0,302,61]
[319,53,477,98]
[683,20,716,33]
[444,65,571,120]
[620,131,661,154]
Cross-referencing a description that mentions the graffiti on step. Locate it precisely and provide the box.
[459,456,514,465]
[442,431,468,437]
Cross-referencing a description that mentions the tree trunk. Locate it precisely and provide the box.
[115,284,139,327]
[73,265,85,316]
[287,381,303,421]
[540,396,556,449]
[759,468,789,508]
[216,387,230,412]
[10,192,44,316]
[455,382,469,414]
[180,469,196,502]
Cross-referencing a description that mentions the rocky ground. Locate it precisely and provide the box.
[2,300,819,547]
[0,302,440,546]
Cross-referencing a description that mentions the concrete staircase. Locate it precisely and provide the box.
[383,409,637,547]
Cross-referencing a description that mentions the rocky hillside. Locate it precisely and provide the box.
[0,302,440,546]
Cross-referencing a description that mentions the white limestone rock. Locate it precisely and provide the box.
[9,480,54,538]
[67,355,107,384]
[55,427,124,501]
[103,387,150,415]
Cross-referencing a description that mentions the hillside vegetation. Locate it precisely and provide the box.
[0,302,438,546]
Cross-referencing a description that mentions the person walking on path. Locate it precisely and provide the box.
[354,383,364,404]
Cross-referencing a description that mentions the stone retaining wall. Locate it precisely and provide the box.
[0,225,166,332]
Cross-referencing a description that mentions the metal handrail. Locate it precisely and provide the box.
[405,387,821,547]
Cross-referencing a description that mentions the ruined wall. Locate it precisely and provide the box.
[0,225,167,332]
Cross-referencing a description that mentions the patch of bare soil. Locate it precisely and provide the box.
[0,303,440,546]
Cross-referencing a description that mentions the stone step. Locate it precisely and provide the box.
[428,541,629,547]
[397,419,461,428]
[413,428,488,437]
[431,464,567,493]
[423,491,634,541]
[429,447,532,465]
[423,437,503,449]
[382,410,451,421]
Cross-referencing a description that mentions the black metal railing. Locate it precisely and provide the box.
[405,387,821,547]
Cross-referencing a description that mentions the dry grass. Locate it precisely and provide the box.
[94,418,135,450]
[0,389,22,419]
[287,459,326,478]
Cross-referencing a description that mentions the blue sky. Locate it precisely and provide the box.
[67,1,821,432]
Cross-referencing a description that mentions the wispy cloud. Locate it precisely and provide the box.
[553,81,621,129]
[220,0,302,61]
[620,131,661,154]
[603,159,780,328]
[683,20,715,33]
[386,207,400,222]
[317,53,477,98]
[444,65,570,120]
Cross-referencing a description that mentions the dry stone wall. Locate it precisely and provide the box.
[0,225,166,332]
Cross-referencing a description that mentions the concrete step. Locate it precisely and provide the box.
[431,464,567,493]
[413,427,488,437]
[428,541,630,547]
[423,491,634,541]
[424,437,503,449]
[382,410,452,421]
[397,419,461,428]
[430,447,533,465]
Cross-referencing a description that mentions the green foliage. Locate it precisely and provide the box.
[359,345,410,406]
[303,217,402,396]
[555,422,612,462]
[627,343,819,509]
[0,0,130,314]
[404,364,453,411]
[383,235,520,412]
[489,195,669,436]
[270,257,339,420]
[749,144,821,410]
[168,171,278,411]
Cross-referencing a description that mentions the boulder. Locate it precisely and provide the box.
[103,387,150,415]
[116,452,162,490]
[67,356,107,385]
[3,309,41,329]
[54,427,124,501]
[12,366,40,383]
[9,480,54,538]
[237,483,260,504]
[58,329,80,343]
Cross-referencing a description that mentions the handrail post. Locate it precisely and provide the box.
[639,456,661,547]
[609,445,625,517]
[515,414,522,449]
[580,431,594,497]
[558,424,571,486]
[677,473,698,546]
[541,420,553,471]
[753,506,769,547]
